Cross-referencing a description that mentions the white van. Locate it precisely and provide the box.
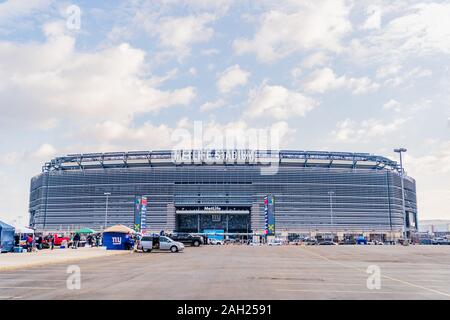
[139,235,184,253]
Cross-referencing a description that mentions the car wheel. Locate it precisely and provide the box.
[193,240,200,247]
[170,246,178,253]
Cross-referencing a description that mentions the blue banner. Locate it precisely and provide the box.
[264,195,275,236]
[134,196,147,232]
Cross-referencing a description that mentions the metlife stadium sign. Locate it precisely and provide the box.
[172,149,257,164]
[171,149,280,164]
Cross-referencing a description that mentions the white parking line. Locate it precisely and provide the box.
[0,286,56,290]
[266,281,411,288]
[299,247,450,298]
[275,289,432,295]
[0,279,66,282]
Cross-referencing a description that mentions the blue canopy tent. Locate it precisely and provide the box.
[0,220,15,253]
[102,225,135,250]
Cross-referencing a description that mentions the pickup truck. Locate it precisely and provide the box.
[170,233,203,247]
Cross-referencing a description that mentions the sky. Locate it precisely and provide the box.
[0,0,449,224]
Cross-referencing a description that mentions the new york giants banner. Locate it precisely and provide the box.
[134,196,147,232]
[264,195,275,236]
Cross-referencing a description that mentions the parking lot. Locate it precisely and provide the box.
[1,245,449,300]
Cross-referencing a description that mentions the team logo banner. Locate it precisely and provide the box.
[134,196,147,232]
[264,195,275,236]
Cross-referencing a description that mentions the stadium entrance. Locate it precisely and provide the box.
[175,206,251,236]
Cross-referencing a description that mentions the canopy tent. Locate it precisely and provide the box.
[75,227,96,234]
[103,225,135,234]
[0,220,15,253]
[103,225,135,250]
[12,225,34,234]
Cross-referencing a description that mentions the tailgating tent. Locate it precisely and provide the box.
[75,227,95,234]
[103,225,135,250]
[13,225,34,234]
[0,220,15,253]
[103,225,135,234]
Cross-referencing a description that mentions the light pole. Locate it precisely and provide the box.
[394,148,407,240]
[104,192,111,230]
[328,191,335,236]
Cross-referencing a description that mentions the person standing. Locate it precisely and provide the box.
[26,234,33,252]
[73,233,80,249]
[36,236,42,250]
[48,234,54,250]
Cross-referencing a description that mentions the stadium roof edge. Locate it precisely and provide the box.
[41,150,400,173]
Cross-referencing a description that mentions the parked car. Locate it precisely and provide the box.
[420,239,433,245]
[432,238,450,245]
[304,239,318,245]
[139,235,184,253]
[209,238,223,245]
[339,239,357,245]
[319,240,337,245]
[223,238,236,244]
[170,233,203,247]
[267,240,283,246]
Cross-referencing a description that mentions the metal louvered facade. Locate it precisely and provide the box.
[29,150,418,238]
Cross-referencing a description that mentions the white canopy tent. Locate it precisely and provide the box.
[12,225,34,234]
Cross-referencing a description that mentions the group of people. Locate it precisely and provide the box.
[15,232,103,252]
[15,234,55,252]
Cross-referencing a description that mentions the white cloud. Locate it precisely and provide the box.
[201,48,220,56]
[333,118,408,143]
[376,64,402,79]
[407,140,450,175]
[0,144,56,167]
[200,99,226,112]
[301,52,330,69]
[384,67,432,88]
[0,0,53,25]
[217,65,250,93]
[245,84,316,120]
[359,3,450,61]
[152,14,216,56]
[33,143,57,159]
[303,68,379,95]
[0,24,196,125]
[383,99,401,112]
[233,0,352,62]
[188,67,197,76]
[362,5,382,30]
[77,118,295,152]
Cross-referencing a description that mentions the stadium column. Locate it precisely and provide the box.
[394,148,408,240]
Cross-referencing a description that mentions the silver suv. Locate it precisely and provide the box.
[139,235,184,253]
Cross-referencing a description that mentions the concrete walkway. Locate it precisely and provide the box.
[0,247,129,271]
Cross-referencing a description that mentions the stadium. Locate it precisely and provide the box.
[29,150,418,241]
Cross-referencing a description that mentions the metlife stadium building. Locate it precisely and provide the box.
[29,150,418,241]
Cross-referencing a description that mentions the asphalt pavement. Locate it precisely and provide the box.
[0,245,449,300]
